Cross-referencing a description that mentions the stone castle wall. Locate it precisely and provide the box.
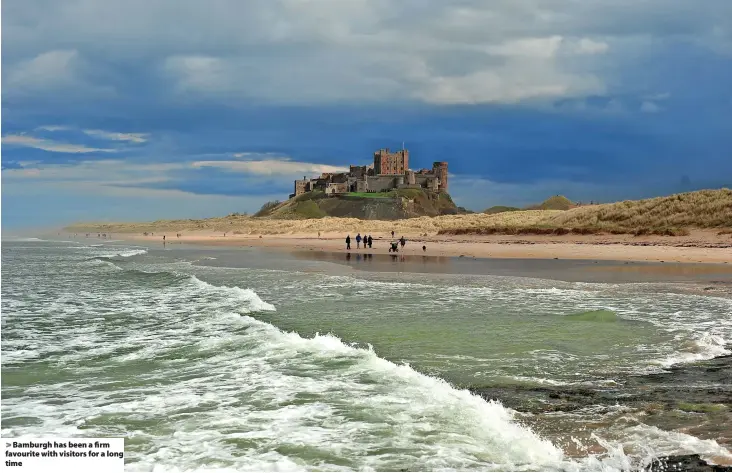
[293,149,446,197]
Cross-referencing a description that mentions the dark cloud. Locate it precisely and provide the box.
[2,1,731,227]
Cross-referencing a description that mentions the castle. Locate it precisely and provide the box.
[291,148,448,198]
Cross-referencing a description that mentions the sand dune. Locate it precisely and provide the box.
[546,188,732,229]
[65,210,563,236]
[65,189,732,237]
[62,189,732,264]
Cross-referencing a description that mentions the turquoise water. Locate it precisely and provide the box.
[2,238,731,471]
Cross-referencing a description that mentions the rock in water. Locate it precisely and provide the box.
[646,455,732,472]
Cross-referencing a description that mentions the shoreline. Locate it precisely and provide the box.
[52,232,730,292]
[81,229,732,264]
[171,246,732,295]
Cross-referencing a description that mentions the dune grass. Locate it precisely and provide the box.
[65,210,561,235]
[439,225,690,237]
[440,189,731,236]
[64,189,732,237]
[546,189,732,229]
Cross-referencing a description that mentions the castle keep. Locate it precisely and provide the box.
[291,148,448,198]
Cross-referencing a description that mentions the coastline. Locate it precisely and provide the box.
[53,229,732,294]
[146,245,732,296]
[90,229,732,264]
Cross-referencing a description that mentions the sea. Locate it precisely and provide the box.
[2,237,731,472]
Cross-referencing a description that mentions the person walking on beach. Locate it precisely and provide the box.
[400,236,406,250]
[367,235,373,248]
[356,233,362,249]
[345,235,351,250]
[391,230,395,238]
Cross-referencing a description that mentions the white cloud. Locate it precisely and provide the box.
[149,4,623,104]
[32,126,150,143]
[55,184,285,219]
[485,36,565,58]
[414,68,603,105]
[82,129,150,143]
[2,1,729,105]
[36,125,71,132]
[232,152,268,158]
[3,157,345,192]
[5,50,79,89]
[191,159,349,176]
[576,38,610,55]
[3,49,115,99]
[2,134,118,153]
[1,158,298,225]
[163,56,226,95]
[2,159,181,185]
[640,100,662,113]
[161,33,609,105]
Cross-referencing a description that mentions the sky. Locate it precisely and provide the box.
[2,0,732,229]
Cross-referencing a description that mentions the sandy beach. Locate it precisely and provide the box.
[95,229,732,264]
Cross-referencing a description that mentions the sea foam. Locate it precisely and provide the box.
[189,275,276,313]
[99,248,148,258]
[658,332,730,368]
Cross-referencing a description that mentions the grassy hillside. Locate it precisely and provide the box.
[484,206,520,214]
[485,196,571,214]
[523,195,574,211]
[255,189,467,220]
[538,195,574,210]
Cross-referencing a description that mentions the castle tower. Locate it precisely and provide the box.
[432,162,448,192]
[374,148,409,175]
[294,175,310,196]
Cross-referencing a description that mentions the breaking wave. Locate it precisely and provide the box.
[99,248,148,258]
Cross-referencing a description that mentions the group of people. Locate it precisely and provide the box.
[345,233,373,250]
[345,231,415,253]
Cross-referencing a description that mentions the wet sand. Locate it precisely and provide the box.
[283,250,732,295]
[155,242,732,297]
[101,228,732,264]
